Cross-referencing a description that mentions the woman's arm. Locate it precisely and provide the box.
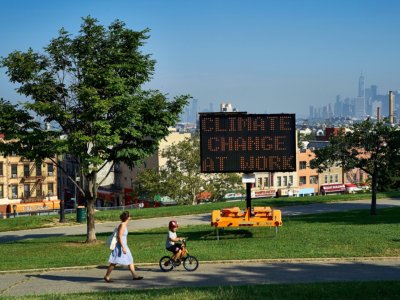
[118,223,127,253]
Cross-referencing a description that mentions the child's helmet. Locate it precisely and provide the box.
[169,220,178,230]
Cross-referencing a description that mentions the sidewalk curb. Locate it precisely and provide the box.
[2,256,400,275]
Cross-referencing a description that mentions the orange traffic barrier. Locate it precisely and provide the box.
[211,206,282,228]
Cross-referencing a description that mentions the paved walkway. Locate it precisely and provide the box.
[1,258,400,297]
[1,198,400,297]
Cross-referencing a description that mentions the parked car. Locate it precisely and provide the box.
[345,184,363,193]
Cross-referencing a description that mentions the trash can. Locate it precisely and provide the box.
[76,206,87,223]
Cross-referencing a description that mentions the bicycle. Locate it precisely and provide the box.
[159,239,199,272]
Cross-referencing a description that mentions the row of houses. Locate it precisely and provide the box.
[86,128,369,205]
[0,127,369,210]
[0,155,59,216]
[251,147,368,198]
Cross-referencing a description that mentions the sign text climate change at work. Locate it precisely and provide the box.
[200,114,296,173]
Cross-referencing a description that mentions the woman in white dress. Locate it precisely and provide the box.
[104,211,143,282]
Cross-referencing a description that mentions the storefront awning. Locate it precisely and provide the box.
[97,190,115,201]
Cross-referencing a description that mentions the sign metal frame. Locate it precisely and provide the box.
[199,112,296,173]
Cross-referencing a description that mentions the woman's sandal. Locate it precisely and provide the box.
[104,276,113,283]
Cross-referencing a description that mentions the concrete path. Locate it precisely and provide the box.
[1,258,400,297]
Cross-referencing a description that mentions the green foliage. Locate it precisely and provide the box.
[310,119,400,214]
[136,135,242,204]
[297,130,316,148]
[311,120,400,177]
[0,16,189,240]
[206,172,244,201]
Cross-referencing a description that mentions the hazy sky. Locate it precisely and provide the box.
[1,0,400,118]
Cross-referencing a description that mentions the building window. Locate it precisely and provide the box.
[282,176,287,186]
[310,176,318,184]
[24,164,30,177]
[289,175,293,186]
[24,184,30,198]
[299,176,306,185]
[263,177,269,188]
[0,184,3,198]
[11,185,18,198]
[0,162,3,176]
[36,184,43,198]
[36,163,42,176]
[335,174,339,183]
[324,175,328,184]
[11,164,18,178]
[47,164,54,176]
[330,175,333,183]
[48,183,54,196]
[277,176,281,186]
[258,177,262,188]
[299,161,307,170]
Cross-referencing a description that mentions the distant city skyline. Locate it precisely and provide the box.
[1,0,400,118]
[309,74,399,121]
[179,74,398,124]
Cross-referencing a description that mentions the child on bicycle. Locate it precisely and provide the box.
[165,220,184,262]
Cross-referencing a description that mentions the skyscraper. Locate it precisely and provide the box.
[370,85,378,99]
[354,97,365,118]
[358,74,365,98]
[190,98,198,123]
[309,105,314,119]
[334,95,342,117]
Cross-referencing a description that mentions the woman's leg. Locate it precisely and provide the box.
[128,263,136,275]
[129,263,143,280]
[104,263,116,282]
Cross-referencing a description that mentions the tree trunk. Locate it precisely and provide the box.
[370,173,377,215]
[86,198,96,242]
[192,188,197,205]
[86,172,97,243]
[59,199,65,223]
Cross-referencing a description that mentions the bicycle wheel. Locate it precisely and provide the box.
[159,256,174,272]
[183,255,199,272]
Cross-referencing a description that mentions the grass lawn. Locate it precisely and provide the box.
[1,207,399,271]
[1,191,399,232]
[2,281,400,300]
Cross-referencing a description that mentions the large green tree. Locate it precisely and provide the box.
[0,17,189,242]
[136,135,242,204]
[310,119,400,215]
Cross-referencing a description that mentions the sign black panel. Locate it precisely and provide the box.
[199,113,296,173]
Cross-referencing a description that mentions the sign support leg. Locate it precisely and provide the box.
[246,181,252,219]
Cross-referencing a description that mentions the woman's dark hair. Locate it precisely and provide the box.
[120,211,130,222]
